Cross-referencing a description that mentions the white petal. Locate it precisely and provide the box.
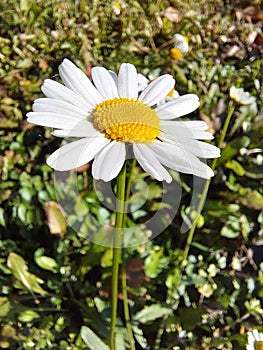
[92,141,126,181]
[149,140,214,179]
[27,112,86,129]
[137,73,149,92]
[32,98,88,117]
[109,70,118,85]
[139,75,175,107]
[51,122,99,138]
[47,136,109,171]
[58,59,103,107]
[91,67,119,100]
[162,120,209,130]
[118,63,138,99]
[156,94,200,119]
[160,137,220,158]
[133,144,172,183]
[41,79,91,112]
[160,128,214,141]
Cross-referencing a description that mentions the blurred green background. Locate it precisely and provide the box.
[0,0,262,348]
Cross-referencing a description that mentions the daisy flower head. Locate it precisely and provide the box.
[27,59,220,183]
[246,329,263,350]
[112,1,121,15]
[170,34,189,60]
[230,86,256,105]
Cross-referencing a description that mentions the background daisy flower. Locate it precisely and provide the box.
[230,86,256,105]
[170,33,189,60]
[27,59,220,183]
[246,329,263,350]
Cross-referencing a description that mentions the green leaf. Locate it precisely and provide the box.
[238,189,263,210]
[144,246,169,278]
[220,215,240,238]
[34,249,58,273]
[178,307,204,330]
[133,304,172,324]
[115,328,127,350]
[80,326,110,350]
[18,310,40,323]
[0,297,11,317]
[132,325,148,349]
[7,252,47,295]
[225,160,245,176]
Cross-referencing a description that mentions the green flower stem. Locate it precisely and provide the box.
[182,102,235,265]
[120,158,137,350]
[121,263,136,350]
[110,162,127,350]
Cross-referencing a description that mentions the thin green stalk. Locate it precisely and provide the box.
[121,263,136,350]
[110,162,127,350]
[119,158,137,350]
[181,102,235,264]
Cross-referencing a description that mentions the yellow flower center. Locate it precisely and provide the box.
[256,341,263,350]
[92,98,160,143]
[170,48,183,60]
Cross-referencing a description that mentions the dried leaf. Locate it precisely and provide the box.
[39,58,49,70]
[45,201,67,236]
[163,7,183,23]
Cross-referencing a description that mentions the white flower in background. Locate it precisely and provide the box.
[246,329,263,350]
[229,86,256,105]
[170,34,189,60]
[112,2,121,15]
[27,59,220,183]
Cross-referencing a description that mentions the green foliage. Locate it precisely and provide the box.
[0,0,262,349]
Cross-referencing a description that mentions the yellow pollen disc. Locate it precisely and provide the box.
[256,341,263,350]
[92,98,160,143]
[170,48,183,60]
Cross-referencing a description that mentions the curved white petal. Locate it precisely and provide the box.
[51,122,99,138]
[92,141,126,181]
[159,136,220,158]
[58,59,103,107]
[160,127,214,141]
[118,63,138,99]
[109,70,118,85]
[139,75,175,107]
[156,94,200,119]
[91,67,119,100]
[41,79,91,112]
[161,120,209,130]
[27,112,87,129]
[32,98,88,117]
[149,140,214,179]
[133,144,172,183]
[137,73,149,92]
[47,136,109,171]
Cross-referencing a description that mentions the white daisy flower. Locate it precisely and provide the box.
[112,2,121,15]
[246,329,263,350]
[170,34,189,60]
[229,86,256,105]
[173,34,189,54]
[27,59,220,183]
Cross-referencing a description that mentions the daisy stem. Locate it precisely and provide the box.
[182,101,235,264]
[120,158,137,350]
[110,162,127,350]
[121,262,136,350]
